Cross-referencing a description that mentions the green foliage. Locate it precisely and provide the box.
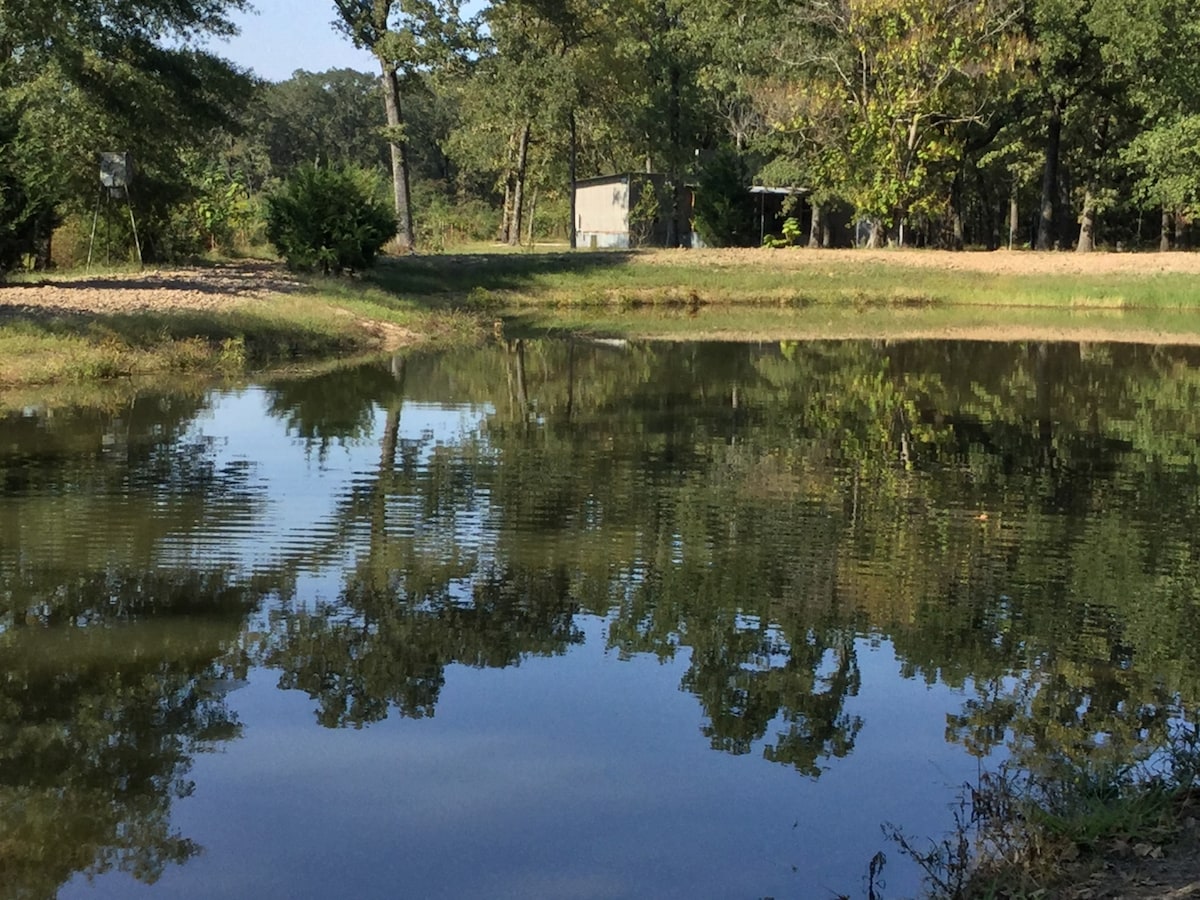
[0,0,256,269]
[253,69,388,175]
[692,150,756,248]
[411,179,502,250]
[265,166,396,274]
[627,177,662,248]
[0,157,41,274]
[1124,115,1200,216]
[762,217,802,249]
[953,715,1200,895]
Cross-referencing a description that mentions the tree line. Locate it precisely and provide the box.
[4,0,1200,271]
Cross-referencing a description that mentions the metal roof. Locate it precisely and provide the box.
[750,185,809,195]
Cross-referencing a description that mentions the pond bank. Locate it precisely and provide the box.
[942,721,1200,899]
[0,262,480,388]
[6,248,1200,390]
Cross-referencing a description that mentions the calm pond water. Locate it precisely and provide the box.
[4,338,1200,898]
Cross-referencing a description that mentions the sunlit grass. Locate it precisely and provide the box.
[496,300,1200,344]
[6,247,1200,388]
[362,247,1200,312]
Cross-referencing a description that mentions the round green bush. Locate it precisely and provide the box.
[265,166,396,274]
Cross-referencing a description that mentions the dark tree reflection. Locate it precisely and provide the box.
[0,569,261,900]
[307,339,1200,778]
[10,332,1200,900]
[0,390,272,899]
[263,564,584,728]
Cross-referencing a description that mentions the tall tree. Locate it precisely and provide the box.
[331,0,464,252]
[0,0,252,271]
[763,0,1027,246]
[254,68,388,173]
[612,0,712,246]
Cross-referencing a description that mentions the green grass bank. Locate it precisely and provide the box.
[7,247,1200,392]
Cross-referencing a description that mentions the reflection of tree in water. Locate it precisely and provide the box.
[373,339,1200,776]
[264,563,584,728]
[259,351,867,783]
[8,336,1200,898]
[0,390,273,899]
[264,361,408,460]
[683,624,863,777]
[0,569,260,900]
[156,339,1200,801]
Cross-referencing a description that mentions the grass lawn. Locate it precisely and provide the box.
[366,246,1200,311]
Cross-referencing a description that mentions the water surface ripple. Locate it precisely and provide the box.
[2,339,1198,897]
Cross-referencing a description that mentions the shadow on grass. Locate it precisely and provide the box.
[6,262,309,297]
[365,251,635,301]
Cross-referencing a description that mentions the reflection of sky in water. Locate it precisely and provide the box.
[64,627,977,899]
[167,388,495,605]
[23,338,1200,897]
[77,383,981,895]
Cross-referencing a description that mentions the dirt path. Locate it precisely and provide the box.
[0,262,307,318]
[6,253,1200,351]
[9,249,1200,322]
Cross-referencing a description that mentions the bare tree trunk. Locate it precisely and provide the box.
[33,212,52,271]
[514,339,529,412]
[1036,100,1062,251]
[1175,208,1186,250]
[564,338,575,422]
[379,61,415,252]
[1076,188,1096,252]
[808,201,824,249]
[526,186,538,247]
[866,220,884,248]
[509,122,531,247]
[380,357,406,471]
[568,109,578,249]
[949,172,964,250]
[500,153,514,244]
[1161,206,1171,252]
[665,57,683,247]
[1009,196,1019,249]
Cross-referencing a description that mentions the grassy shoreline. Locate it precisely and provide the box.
[896,716,1200,899]
[0,266,483,389]
[6,248,1200,392]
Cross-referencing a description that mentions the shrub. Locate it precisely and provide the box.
[693,150,757,248]
[628,177,663,248]
[763,217,803,248]
[265,166,395,274]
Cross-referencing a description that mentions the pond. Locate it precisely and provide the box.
[4,338,1200,898]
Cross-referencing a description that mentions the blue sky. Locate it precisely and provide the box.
[210,0,484,82]
[208,0,376,81]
